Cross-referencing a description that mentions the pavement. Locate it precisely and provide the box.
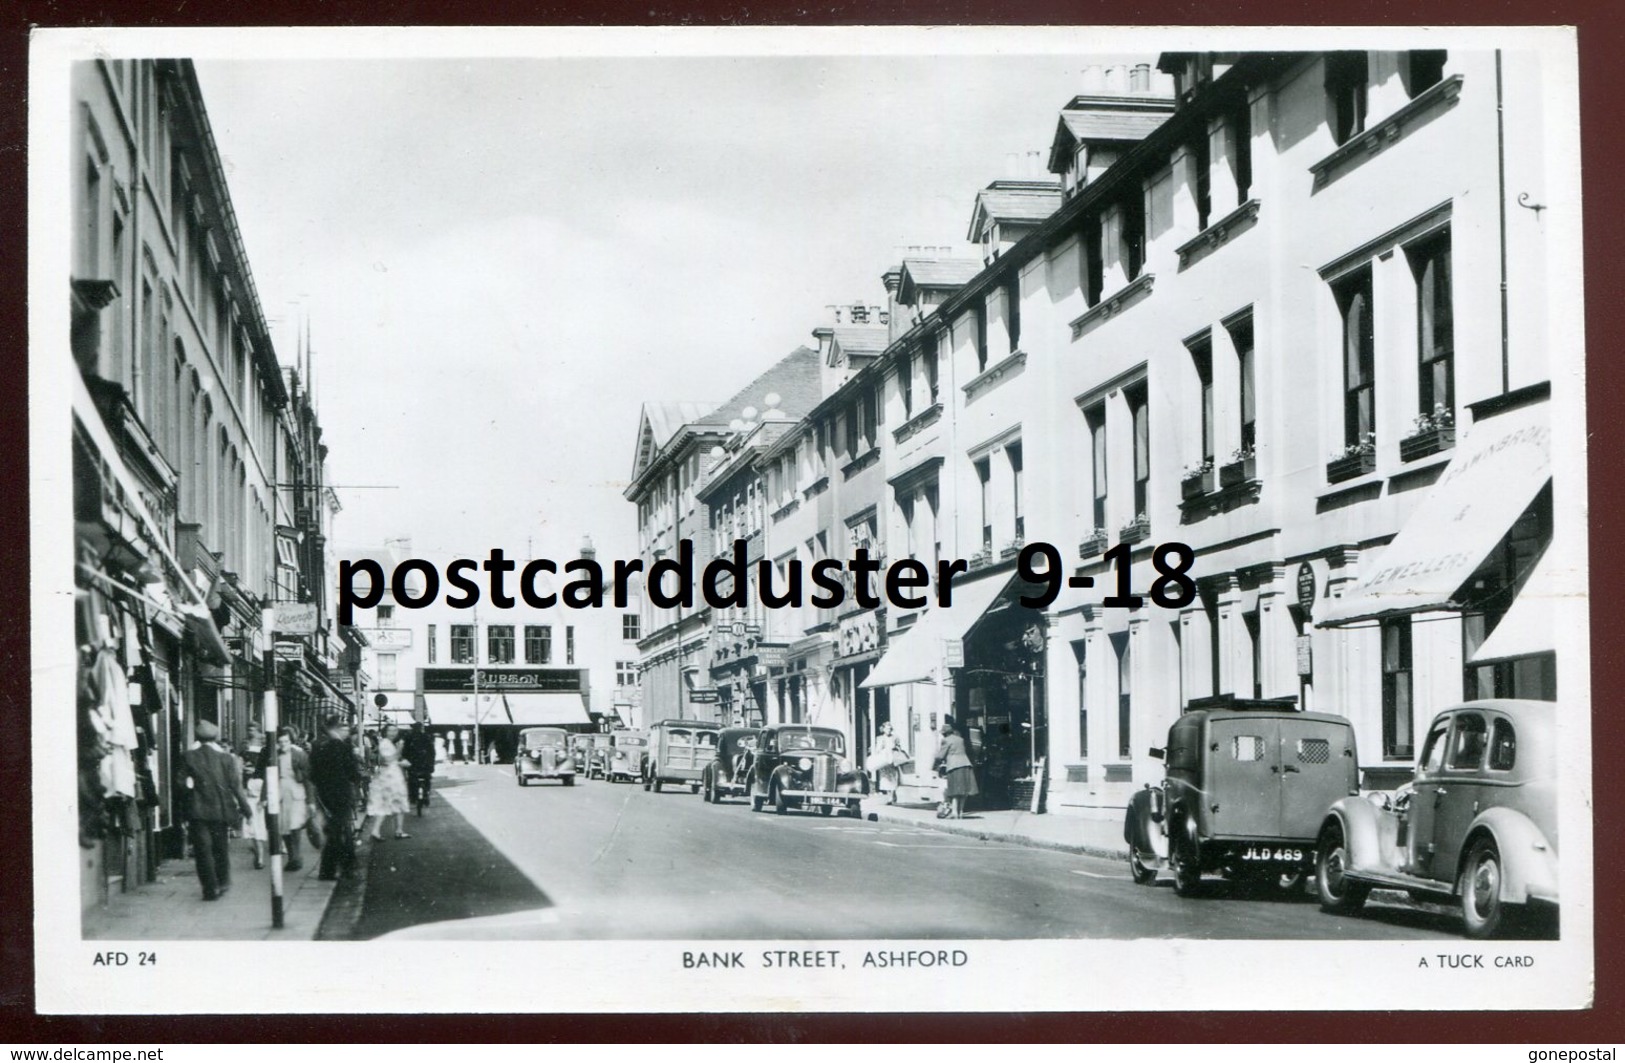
[865,793,1131,860]
[82,830,341,941]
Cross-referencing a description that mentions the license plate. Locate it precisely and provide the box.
[1240,846,1306,862]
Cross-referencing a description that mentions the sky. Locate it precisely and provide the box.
[194,48,1143,564]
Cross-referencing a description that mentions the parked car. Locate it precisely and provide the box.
[567,734,596,777]
[605,731,646,783]
[748,724,869,817]
[514,727,576,787]
[701,727,761,804]
[1124,696,1359,896]
[643,719,721,793]
[1315,699,1557,938]
[583,733,612,779]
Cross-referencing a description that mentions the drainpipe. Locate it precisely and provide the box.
[1496,50,1511,395]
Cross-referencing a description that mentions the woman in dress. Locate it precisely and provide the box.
[258,728,310,871]
[933,718,978,820]
[866,721,908,803]
[365,723,411,840]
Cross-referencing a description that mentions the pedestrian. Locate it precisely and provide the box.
[933,718,977,820]
[865,720,908,804]
[180,719,253,901]
[240,724,268,870]
[309,715,364,881]
[258,728,311,872]
[365,722,412,840]
[433,733,447,766]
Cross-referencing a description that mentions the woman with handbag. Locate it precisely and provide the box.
[258,728,311,872]
[865,721,908,804]
[932,718,978,820]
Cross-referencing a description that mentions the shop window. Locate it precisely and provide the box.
[1489,718,1517,772]
[1403,50,1448,99]
[488,625,515,665]
[1409,230,1454,421]
[525,625,552,664]
[1326,52,1370,146]
[1381,617,1414,760]
[1334,267,1376,450]
[450,624,476,665]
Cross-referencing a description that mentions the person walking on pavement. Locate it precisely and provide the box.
[309,715,364,880]
[180,720,253,901]
[365,722,412,840]
[258,728,311,872]
[867,720,909,803]
[239,724,268,870]
[933,718,978,820]
[400,720,436,810]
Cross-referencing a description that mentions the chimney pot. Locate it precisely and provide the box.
[1131,63,1151,91]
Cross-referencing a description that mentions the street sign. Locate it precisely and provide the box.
[374,692,389,708]
[335,675,356,694]
[273,602,318,635]
[1296,562,1317,615]
[942,638,965,669]
[1296,635,1314,676]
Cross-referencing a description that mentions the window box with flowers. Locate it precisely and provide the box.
[1399,406,1456,462]
[1326,434,1377,483]
[1181,460,1216,500]
[1218,447,1257,489]
[1119,513,1151,545]
[968,547,994,571]
[1078,528,1109,559]
[1000,533,1026,561]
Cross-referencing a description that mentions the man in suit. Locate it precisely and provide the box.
[400,720,436,810]
[181,719,253,900]
[308,715,364,881]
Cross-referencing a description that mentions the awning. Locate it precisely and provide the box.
[1318,401,1551,627]
[421,691,591,727]
[861,572,1013,688]
[1470,551,1556,663]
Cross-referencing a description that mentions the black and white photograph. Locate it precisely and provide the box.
[30,25,1592,1013]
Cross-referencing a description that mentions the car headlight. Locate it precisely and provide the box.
[839,758,854,773]
[798,757,813,771]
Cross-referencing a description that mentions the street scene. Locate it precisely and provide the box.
[54,30,1583,996]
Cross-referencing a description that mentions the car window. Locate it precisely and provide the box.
[1447,713,1487,771]
[696,732,718,748]
[1231,735,1265,762]
[1296,737,1330,764]
[1489,718,1517,771]
[669,729,692,745]
[1419,718,1451,775]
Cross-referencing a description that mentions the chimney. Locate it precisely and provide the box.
[882,268,902,298]
[580,535,596,561]
[1130,63,1151,91]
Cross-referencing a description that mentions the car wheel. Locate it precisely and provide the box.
[653,777,663,793]
[563,775,574,787]
[642,772,651,791]
[1169,824,1202,897]
[703,776,714,803]
[846,800,862,819]
[817,803,833,816]
[1460,837,1506,939]
[517,775,527,787]
[772,782,788,815]
[1315,823,1371,914]
[751,785,764,813]
[1128,846,1158,886]
[691,783,701,795]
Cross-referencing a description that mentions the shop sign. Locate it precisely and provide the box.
[335,675,356,694]
[942,638,965,669]
[690,688,720,704]
[421,667,584,693]
[1296,635,1314,677]
[363,627,413,651]
[274,642,303,661]
[758,644,788,670]
[273,602,318,634]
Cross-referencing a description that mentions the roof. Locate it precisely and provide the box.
[899,257,983,291]
[967,180,1064,241]
[1048,97,1175,172]
[829,326,888,359]
[645,402,717,449]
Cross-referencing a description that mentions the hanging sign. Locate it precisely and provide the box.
[273,602,318,635]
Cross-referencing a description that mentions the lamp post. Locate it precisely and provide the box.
[472,608,481,767]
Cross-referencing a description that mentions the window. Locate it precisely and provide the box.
[377,653,397,689]
[1192,129,1212,231]
[975,457,993,555]
[844,407,859,456]
[525,625,552,664]
[566,626,576,665]
[1005,276,1021,352]
[616,660,639,687]
[1128,383,1150,518]
[1232,99,1252,204]
[1231,735,1265,761]
[1082,215,1104,307]
[1115,634,1132,759]
[1189,336,1215,465]
[1488,718,1517,771]
[1419,717,1450,775]
[623,614,640,641]
[377,604,394,624]
[427,624,437,664]
[1381,617,1414,759]
[1228,315,1256,453]
[1008,442,1024,541]
[1297,738,1330,764]
[899,352,914,419]
[924,341,940,404]
[1086,403,1107,530]
[1073,640,1088,758]
[1403,50,1448,98]
[1335,268,1376,449]
[1410,231,1454,420]
[450,624,475,665]
[488,625,515,664]
[1122,192,1146,282]
[1244,610,1262,699]
[974,302,989,373]
[1326,52,1370,146]
[1447,712,1487,771]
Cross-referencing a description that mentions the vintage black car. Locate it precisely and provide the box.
[1123,696,1359,896]
[748,724,869,817]
[701,727,760,804]
[515,727,576,787]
